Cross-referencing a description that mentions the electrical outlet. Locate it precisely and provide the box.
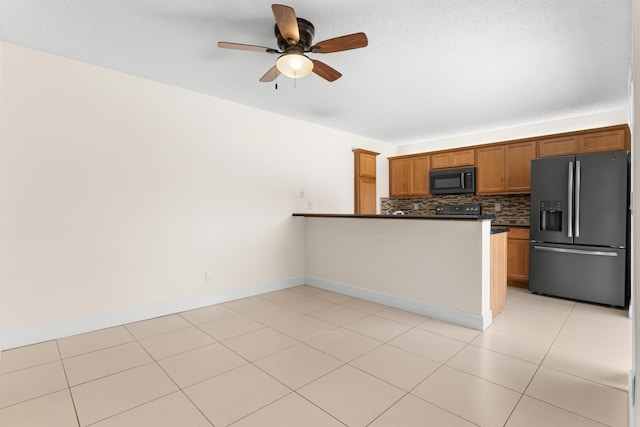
[495,203,502,212]
[205,271,214,283]
[299,188,305,198]
[308,200,313,209]
[413,203,419,210]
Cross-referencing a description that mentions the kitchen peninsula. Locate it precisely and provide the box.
[293,214,506,330]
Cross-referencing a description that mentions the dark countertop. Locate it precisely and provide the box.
[292,213,496,220]
[493,222,530,227]
[490,227,510,234]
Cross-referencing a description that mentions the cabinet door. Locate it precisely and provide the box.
[359,152,377,178]
[476,146,505,194]
[410,155,430,196]
[579,129,627,153]
[430,153,452,170]
[451,149,475,167]
[507,236,530,286]
[431,149,475,169]
[389,158,411,197]
[538,136,578,158]
[354,149,379,214]
[358,179,377,213]
[505,141,536,192]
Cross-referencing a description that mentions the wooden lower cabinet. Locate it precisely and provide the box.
[490,231,507,318]
[506,227,530,288]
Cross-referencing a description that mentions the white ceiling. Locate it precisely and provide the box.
[0,0,631,145]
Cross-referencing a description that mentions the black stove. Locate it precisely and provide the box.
[435,204,481,216]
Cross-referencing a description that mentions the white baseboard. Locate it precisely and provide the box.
[0,276,305,351]
[305,276,491,331]
[0,275,490,351]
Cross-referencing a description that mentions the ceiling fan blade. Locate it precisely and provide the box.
[311,60,342,82]
[218,42,280,54]
[259,65,281,82]
[272,4,299,44]
[310,32,368,53]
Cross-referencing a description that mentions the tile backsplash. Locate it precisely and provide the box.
[381,194,530,225]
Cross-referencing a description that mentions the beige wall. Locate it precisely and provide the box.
[304,217,492,329]
[0,42,396,341]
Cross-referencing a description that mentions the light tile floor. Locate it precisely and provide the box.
[0,285,631,426]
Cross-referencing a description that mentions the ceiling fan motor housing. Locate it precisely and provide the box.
[275,18,315,51]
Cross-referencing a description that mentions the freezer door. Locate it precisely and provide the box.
[574,151,628,247]
[529,243,626,307]
[530,155,573,244]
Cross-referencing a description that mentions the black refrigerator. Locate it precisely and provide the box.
[529,150,629,307]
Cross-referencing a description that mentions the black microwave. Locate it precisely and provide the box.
[429,167,476,195]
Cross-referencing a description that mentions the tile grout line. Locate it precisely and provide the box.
[389,291,557,427]
[499,297,612,426]
[121,319,215,427]
[55,339,81,427]
[206,290,478,425]
[205,293,402,426]
[500,293,574,425]
[1,286,629,426]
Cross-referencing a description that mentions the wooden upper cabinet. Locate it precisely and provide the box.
[538,126,629,157]
[477,141,535,194]
[410,156,430,195]
[579,128,627,153]
[353,149,379,214]
[388,155,430,197]
[505,141,536,192]
[476,145,505,194]
[430,149,475,169]
[389,158,411,197]
[538,136,578,158]
[388,125,629,198]
[358,152,377,177]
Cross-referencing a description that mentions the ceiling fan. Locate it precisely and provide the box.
[218,4,368,83]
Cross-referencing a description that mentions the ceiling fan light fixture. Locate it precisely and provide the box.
[276,52,313,78]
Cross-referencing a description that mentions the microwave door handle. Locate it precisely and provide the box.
[568,161,574,238]
[460,173,465,189]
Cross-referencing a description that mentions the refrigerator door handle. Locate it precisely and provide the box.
[567,161,574,238]
[533,246,618,257]
[575,160,581,237]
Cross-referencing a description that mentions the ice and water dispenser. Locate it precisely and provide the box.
[539,201,562,231]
